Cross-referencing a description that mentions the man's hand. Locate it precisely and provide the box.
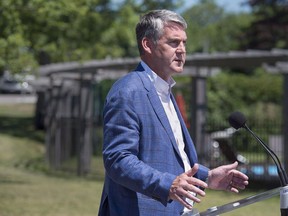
[208,161,249,193]
[169,164,208,210]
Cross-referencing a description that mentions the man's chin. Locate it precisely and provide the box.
[173,68,184,74]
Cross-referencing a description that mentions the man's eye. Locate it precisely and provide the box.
[170,40,180,47]
[169,40,186,48]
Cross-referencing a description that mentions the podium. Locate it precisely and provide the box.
[183,185,288,216]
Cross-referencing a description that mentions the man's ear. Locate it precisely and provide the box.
[141,37,154,54]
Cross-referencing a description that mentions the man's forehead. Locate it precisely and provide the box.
[162,23,187,38]
[164,21,186,30]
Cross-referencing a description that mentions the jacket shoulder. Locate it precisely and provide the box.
[107,68,150,98]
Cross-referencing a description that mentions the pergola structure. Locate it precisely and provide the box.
[36,49,288,175]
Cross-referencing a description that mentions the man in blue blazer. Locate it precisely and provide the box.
[98,9,248,216]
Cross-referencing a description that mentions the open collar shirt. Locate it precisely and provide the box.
[141,61,191,172]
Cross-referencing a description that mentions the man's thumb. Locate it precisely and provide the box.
[226,161,238,170]
[186,163,199,177]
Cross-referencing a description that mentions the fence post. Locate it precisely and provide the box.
[283,73,288,176]
[190,69,207,157]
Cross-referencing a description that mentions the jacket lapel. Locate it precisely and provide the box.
[134,64,181,157]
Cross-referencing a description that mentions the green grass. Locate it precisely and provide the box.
[0,164,102,216]
[0,103,104,216]
[0,103,281,215]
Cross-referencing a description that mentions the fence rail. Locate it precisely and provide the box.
[35,80,285,185]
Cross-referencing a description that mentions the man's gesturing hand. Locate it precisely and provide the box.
[169,164,208,210]
[207,161,249,193]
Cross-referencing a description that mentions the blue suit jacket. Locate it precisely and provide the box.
[98,63,209,216]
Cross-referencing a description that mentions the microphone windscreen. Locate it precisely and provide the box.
[228,111,247,129]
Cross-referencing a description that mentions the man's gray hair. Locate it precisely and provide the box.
[136,9,187,55]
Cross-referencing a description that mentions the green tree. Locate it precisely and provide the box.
[182,0,253,53]
[0,0,114,74]
[20,0,114,63]
[96,3,139,58]
[240,0,288,50]
[0,0,186,75]
[0,0,38,75]
[207,69,283,128]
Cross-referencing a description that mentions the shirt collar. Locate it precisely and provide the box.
[141,61,176,97]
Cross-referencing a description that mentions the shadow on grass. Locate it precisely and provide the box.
[0,115,44,143]
[0,175,30,185]
[0,110,106,182]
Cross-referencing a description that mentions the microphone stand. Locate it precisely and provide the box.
[194,187,288,216]
[198,187,281,216]
[244,124,288,216]
[244,125,288,186]
[225,111,288,215]
[281,186,288,216]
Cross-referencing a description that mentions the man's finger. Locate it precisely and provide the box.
[232,170,249,181]
[187,176,208,189]
[184,183,206,196]
[171,193,193,210]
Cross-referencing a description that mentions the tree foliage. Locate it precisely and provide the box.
[207,69,283,126]
[0,0,116,74]
[1,0,285,147]
[180,0,284,128]
[240,0,288,50]
[0,0,38,74]
[182,0,253,53]
[0,0,185,75]
[97,3,139,58]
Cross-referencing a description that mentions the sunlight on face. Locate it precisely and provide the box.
[151,22,187,81]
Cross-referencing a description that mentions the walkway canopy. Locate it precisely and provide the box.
[35,49,288,175]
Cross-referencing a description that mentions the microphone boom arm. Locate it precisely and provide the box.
[244,124,288,186]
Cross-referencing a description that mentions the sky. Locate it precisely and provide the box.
[183,0,251,13]
[111,0,252,13]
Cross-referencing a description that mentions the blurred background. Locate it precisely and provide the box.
[0,0,288,215]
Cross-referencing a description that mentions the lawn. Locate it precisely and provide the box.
[0,102,281,215]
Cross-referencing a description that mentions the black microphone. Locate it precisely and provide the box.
[228,111,288,187]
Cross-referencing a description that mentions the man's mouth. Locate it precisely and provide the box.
[175,59,184,65]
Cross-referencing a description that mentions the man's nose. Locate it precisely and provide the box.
[177,42,186,53]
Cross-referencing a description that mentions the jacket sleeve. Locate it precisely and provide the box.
[197,164,209,182]
[102,89,176,206]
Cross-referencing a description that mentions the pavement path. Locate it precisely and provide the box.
[0,94,36,104]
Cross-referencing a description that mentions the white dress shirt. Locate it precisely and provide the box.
[141,61,195,213]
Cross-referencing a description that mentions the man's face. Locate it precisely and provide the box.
[150,22,187,81]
